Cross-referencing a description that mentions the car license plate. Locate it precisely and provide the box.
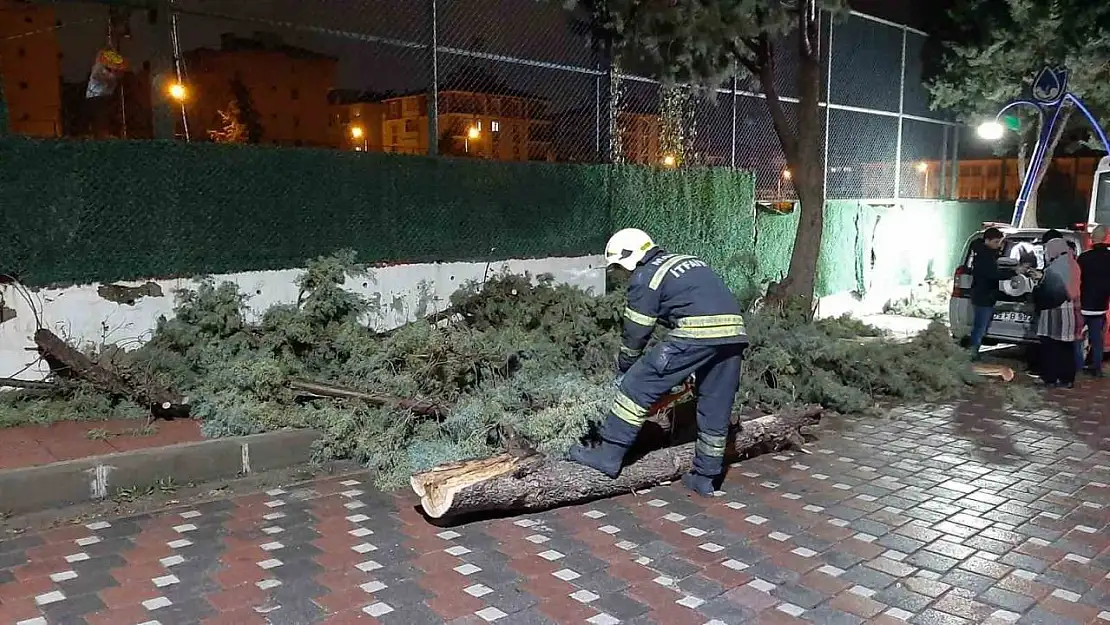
[993,311,1031,323]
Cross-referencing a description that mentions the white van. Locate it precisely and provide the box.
[1091,155,1110,225]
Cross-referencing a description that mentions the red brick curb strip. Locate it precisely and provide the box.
[0,429,320,516]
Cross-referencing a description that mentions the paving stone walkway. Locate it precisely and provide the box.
[0,385,1108,624]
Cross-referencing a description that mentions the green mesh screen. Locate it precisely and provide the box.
[815,200,1010,300]
[0,137,612,286]
[608,165,758,298]
[0,136,1005,301]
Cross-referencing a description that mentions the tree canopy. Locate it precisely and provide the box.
[566,0,844,88]
[927,0,1110,225]
[565,0,845,303]
[928,0,1110,145]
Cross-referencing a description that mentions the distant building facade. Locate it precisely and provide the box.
[183,33,337,146]
[380,88,555,161]
[328,90,386,151]
[0,0,61,137]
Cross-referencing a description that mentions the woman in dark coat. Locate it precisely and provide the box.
[1035,238,1082,388]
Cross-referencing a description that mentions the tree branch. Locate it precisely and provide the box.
[737,55,761,77]
[801,0,820,62]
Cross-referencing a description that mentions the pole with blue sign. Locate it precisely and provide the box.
[976,66,1110,227]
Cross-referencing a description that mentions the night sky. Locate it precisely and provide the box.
[52,0,950,95]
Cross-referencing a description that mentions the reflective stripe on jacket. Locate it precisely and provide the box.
[620,247,748,358]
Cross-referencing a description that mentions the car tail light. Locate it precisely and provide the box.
[952,266,970,297]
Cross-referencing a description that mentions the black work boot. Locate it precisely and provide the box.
[568,441,628,479]
[681,471,716,497]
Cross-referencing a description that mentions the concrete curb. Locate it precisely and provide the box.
[0,429,321,516]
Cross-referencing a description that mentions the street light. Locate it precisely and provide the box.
[167,82,187,102]
[779,169,792,197]
[465,126,480,154]
[662,154,676,167]
[976,120,1006,141]
[350,125,367,151]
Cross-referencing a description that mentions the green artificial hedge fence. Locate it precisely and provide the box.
[0,135,1008,301]
[0,137,611,286]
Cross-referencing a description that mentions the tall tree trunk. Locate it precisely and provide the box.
[1016,106,1072,228]
[765,4,825,310]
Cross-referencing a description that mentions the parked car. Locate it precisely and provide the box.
[949,223,1101,348]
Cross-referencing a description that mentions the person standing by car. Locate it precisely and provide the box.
[1078,225,1110,376]
[969,227,1006,360]
[1034,237,1082,388]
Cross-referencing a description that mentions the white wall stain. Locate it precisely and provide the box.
[1,255,605,382]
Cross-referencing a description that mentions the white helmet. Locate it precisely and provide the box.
[605,228,655,271]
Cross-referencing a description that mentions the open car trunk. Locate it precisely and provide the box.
[954,230,1087,344]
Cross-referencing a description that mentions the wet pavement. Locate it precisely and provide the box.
[0,385,1108,624]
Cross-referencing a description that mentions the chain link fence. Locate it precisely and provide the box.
[1,0,958,201]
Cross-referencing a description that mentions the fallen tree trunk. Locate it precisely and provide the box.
[377,305,464,337]
[411,405,823,519]
[289,379,448,418]
[0,377,56,391]
[33,329,189,420]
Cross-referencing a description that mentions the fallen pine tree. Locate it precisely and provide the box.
[0,250,994,488]
[411,405,822,519]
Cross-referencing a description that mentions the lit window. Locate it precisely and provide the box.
[476,120,482,131]
[492,120,500,132]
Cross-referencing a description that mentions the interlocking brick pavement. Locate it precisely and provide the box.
[1,386,1109,624]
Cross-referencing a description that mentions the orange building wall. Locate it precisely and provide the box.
[184,47,336,147]
[330,101,386,151]
[0,0,61,137]
[619,112,662,166]
[944,157,1101,202]
[381,91,554,161]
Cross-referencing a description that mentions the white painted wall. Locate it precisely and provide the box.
[816,287,915,319]
[0,255,606,383]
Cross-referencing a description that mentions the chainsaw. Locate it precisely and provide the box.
[612,375,695,416]
[652,377,695,414]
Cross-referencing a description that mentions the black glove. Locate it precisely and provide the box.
[617,351,637,374]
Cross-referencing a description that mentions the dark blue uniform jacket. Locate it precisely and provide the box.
[620,247,748,359]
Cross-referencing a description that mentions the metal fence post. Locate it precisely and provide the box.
[730,76,738,169]
[823,11,834,197]
[950,129,960,198]
[149,0,176,140]
[939,125,949,199]
[599,45,614,163]
[427,0,439,157]
[893,26,907,200]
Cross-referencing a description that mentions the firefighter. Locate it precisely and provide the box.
[568,228,748,496]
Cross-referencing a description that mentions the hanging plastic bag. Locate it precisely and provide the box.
[85,49,128,99]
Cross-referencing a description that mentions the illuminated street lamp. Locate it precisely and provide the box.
[167,82,187,101]
[465,126,480,153]
[976,120,1005,141]
[778,168,792,197]
[350,125,367,151]
[165,81,190,142]
[976,66,1110,225]
[661,154,676,168]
